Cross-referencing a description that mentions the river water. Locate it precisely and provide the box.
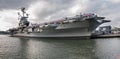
[0,35,120,59]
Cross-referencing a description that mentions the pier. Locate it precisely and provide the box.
[91,34,120,39]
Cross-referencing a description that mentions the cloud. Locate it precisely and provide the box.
[109,0,120,3]
[0,0,120,30]
[0,9,19,30]
[27,0,90,23]
[27,0,76,22]
[0,0,27,9]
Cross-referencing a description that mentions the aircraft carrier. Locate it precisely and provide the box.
[9,8,110,38]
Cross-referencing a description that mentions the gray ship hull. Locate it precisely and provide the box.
[13,28,91,38]
[11,19,103,38]
[9,12,110,38]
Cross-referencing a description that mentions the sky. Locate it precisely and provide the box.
[0,0,120,31]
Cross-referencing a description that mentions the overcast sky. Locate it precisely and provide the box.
[0,0,120,30]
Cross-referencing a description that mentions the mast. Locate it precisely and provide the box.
[21,7,28,17]
[18,7,29,27]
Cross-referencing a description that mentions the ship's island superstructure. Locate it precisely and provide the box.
[9,8,110,38]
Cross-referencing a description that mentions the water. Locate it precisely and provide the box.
[0,35,120,59]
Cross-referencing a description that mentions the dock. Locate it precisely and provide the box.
[91,34,120,39]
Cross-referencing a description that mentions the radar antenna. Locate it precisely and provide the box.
[21,7,26,17]
[18,7,30,27]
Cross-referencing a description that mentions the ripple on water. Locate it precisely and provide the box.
[0,35,120,59]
